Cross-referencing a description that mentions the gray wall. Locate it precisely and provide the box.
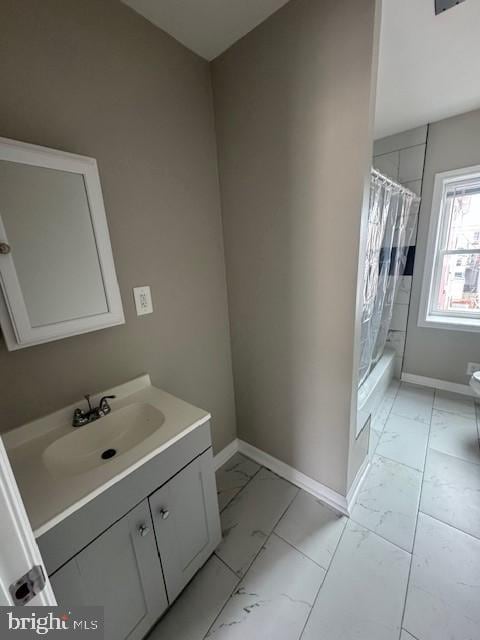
[0,0,236,452]
[404,108,480,385]
[212,0,379,494]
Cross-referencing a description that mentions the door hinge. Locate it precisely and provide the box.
[9,565,46,605]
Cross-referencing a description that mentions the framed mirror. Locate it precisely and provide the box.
[0,137,124,350]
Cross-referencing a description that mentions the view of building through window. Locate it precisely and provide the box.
[434,183,480,315]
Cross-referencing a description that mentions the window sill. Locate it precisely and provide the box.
[419,314,480,333]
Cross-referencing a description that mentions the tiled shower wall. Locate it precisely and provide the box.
[373,125,428,378]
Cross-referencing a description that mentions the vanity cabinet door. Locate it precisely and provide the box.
[149,448,221,602]
[50,500,167,640]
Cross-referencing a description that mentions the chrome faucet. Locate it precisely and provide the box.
[72,394,116,427]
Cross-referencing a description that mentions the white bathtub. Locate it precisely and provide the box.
[356,347,396,437]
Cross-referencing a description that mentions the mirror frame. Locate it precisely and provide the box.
[0,137,124,350]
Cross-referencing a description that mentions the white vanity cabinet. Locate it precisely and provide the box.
[150,449,220,602]
[38,422,221,640]
[50,500,168,640]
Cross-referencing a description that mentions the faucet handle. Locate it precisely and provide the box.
[99,395,116,414]
[84,394,93,411]
[72,407,88,427]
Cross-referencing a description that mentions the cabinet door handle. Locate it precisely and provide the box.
[138,524,150,537]
[159,509,170,520]
[0,242,11,255]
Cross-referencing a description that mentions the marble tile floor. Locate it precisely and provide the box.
[148,383,480,640]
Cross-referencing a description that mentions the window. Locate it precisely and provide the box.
[419,165,480,331]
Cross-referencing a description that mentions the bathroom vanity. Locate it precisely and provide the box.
[4,376,221,640]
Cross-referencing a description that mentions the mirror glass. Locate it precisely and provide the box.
[0,160,108,327]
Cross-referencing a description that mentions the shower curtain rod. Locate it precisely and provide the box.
[371,167,420,200]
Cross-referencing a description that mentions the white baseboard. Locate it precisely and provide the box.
[237,439,349,516]
[401,372,474,397]
[212,372,476,517]
[213,438,239,470]
[213,437,372,516]
[346,456,370,511]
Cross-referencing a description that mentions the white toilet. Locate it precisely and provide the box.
[469,371,480,397]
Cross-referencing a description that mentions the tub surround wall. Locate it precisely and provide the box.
[212,0,380,495]
[373,125,428,378]
[0,0,236,453]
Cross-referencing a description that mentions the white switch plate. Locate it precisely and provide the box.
[133,286,153,316]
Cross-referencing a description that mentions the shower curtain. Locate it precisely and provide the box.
[358,169,417,387]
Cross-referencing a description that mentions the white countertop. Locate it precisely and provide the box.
[3,375,210,538]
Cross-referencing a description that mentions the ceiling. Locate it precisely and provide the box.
[121,0,290,60]
[122,0,480,140]
[375,0,480,138]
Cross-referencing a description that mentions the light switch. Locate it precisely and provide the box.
[133,286,153,316]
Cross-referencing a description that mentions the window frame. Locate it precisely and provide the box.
[418,164,480,333]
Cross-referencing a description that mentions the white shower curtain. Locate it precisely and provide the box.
[358,169,417,387]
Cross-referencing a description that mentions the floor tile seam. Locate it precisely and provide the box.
[395,383,434,403]
[205,470,299,637]
[417,509,480,543]
[372,450,425,472]
[386,412,433,427]
[386,381,402,408]
[390,409,430,425]
[427,442,480,467]
[432,406,477,421]
[398,387,435,633]
[213,551,243,581]
[208,540,273,637]
[401,628,421,640]
[347,515,414,555]
[219,465,299,571]
[395,394,433,402]
[200,560,242,640]
[373,447,427,473]
[427,445,480,467]
[297,512,351,640]
[218,464,262,513]
[272,529,338,573]
[371,380,402,457]
[383,381,402,420]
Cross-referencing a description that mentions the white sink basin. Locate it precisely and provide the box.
[42,403,165,477]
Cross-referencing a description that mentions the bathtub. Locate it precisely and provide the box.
[356,347,396,437]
